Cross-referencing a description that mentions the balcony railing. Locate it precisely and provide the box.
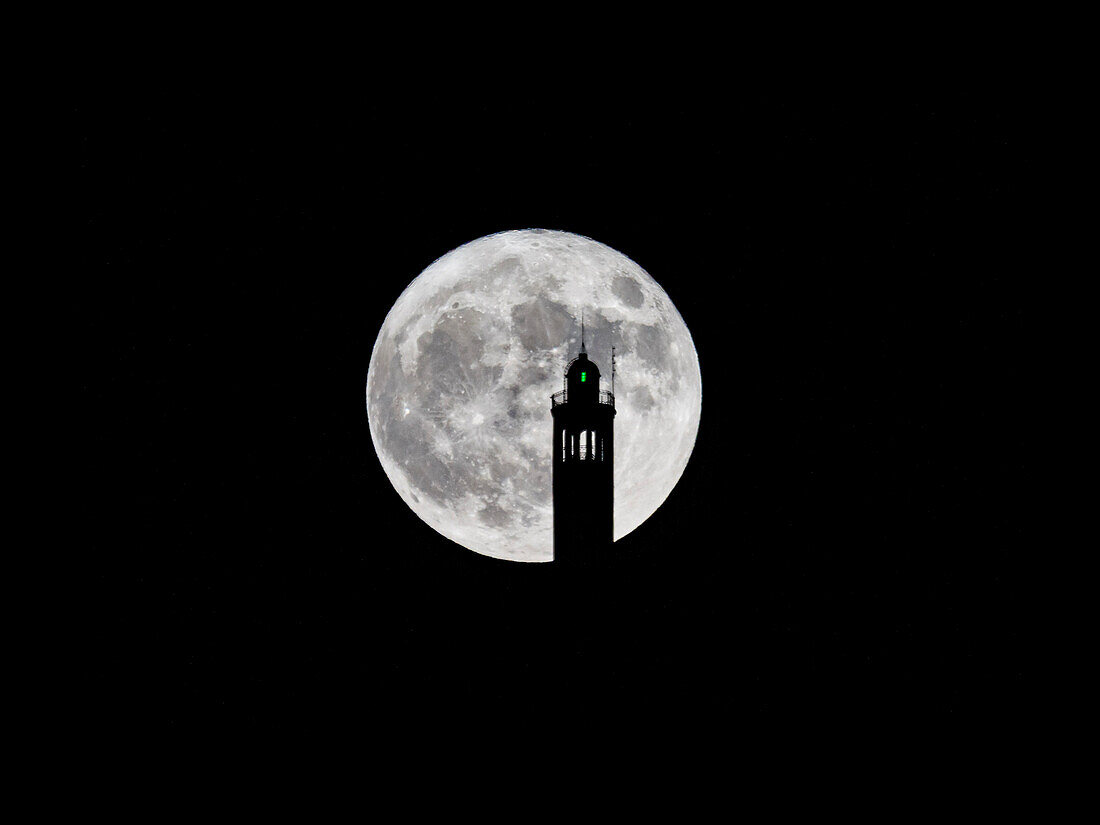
[550,389,615,409]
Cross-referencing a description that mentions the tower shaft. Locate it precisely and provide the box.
[550,350,615,565]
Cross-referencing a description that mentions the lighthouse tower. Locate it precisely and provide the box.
[550,332,615,564]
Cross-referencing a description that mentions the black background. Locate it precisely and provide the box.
[72,74,1036,735]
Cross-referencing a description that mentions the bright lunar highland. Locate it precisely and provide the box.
[366,229,701,562]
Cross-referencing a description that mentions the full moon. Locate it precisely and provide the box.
[366,229,701,562]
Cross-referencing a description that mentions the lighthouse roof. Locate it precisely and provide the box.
[565,351,601,379]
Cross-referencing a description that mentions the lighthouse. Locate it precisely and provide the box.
[550,330,615,565]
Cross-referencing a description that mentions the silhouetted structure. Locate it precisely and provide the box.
[551,336,615,564]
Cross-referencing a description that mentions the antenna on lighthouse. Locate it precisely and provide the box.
[580,309,586,354]
[611,345,616,394]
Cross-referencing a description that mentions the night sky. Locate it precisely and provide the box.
[72,75,1036,735]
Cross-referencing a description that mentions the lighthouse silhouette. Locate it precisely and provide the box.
[550,319,616,565]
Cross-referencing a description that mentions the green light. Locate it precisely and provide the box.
[581,372,586,382]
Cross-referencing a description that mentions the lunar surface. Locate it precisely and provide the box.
[366,229,701,562]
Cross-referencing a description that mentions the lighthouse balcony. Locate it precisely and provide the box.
[550,389,615,409]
